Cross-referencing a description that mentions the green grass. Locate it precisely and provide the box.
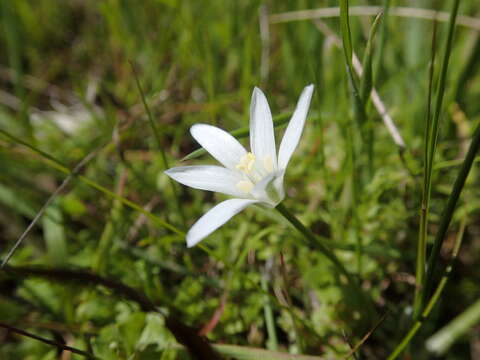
[1,1,480,359]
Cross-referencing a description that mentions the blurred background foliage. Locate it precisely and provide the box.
[0,0,479,359]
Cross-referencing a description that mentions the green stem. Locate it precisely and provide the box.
[261,270,278,351]
[423,122,480,304]
[413,19,437,320]
[387,220,466,360]
[130,61,186,226]
[275,202,350,279]
[274,203,374,319]
[415,0,460,317]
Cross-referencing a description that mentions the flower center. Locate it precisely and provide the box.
[236,152,256,174]
[235,152,275,194]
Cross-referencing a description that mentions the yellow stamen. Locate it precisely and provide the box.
[236,152,256,174]
[236,180,254,193]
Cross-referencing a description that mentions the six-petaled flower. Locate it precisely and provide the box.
[165,85,314,247]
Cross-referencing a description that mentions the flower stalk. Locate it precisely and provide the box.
[275,202,351,280]
[274,202,373,317]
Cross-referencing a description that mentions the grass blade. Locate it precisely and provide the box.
[339,0,367,127]
[423,121,480,303]
[418,0,461,312]
[426,297,480,355]
[0,321,98,359]
[339,0,353,72]
[413,19,438,320]
[360,12,383,104]
[0,128,183,236]
[1,150,98,268]
[360,12,383,177]
[130,61,186,226]
[387,220,467,359]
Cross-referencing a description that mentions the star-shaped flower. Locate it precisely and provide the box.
[165,85,314,247]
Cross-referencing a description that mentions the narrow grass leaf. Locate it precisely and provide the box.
[339,0,367,128]
[360,12,382,178]
[339,0,353,72]
[424,122,480,303]
[0,321,98,359]
[426,297,480,354]
[413,19,438,320]
[360,12,383,104]
[92,166,126,274]
[0,128,183,236]
[0,150,98,268]
[416,0,461,315]
[130,61,186,226]
[387,220,467,360]
[42,203,67,266]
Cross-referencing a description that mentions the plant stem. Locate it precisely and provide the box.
[413,19,437,320]
[0,321,97,359]
[387,220,466,360]
[275,202,350,279]
[423,122,480,303]
[414,0,460,317]
[261,266,278,351]
[274,203,375,319]
[130,61,186,227]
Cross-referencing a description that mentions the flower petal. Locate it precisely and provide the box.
[165,165,246,197]
[250,87,277,170]
[186,198,258,247]
[190,124,247,170]
[278,85,314,170]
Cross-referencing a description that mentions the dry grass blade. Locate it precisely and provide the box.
[312,19,406,150]
[344,311,389,359]
[270,6,480,32]
[0,321,98,359]
[1,150,98,268]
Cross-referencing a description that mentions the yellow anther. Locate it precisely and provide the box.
[236,152,256,174]
[263,155,273,173]
[236,180,254,193]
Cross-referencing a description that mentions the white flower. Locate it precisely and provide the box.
[165,85,314,247]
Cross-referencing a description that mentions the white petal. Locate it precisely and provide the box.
[250,87,277,170]
[186,198,258,247]
[190,124,247,170]
[278,85,314,170]
[165,165,246,197]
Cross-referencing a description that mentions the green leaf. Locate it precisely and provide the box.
[0,183,36,218]
[42,203,67,266]
[426,297,480,355]
[339,0,366,127]
[339,0,353,72]
[360,12,383,104]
